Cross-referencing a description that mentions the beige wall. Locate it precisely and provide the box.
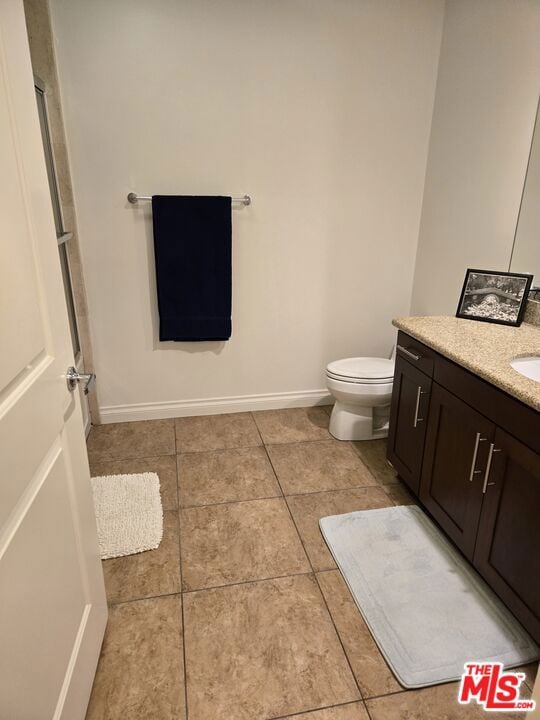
[50,0,443,421]
[411,0,540,316]
[511,102,540,281]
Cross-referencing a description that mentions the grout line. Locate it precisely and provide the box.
[269,699,364,720]
[175,454,182,509]
[362,688,409,702]
[263,437,352,449]
[175,441,264,455]
[251,412,285,497]
[178,493,284,511]
[261,439,365,702]
[174,441,190,718]
[284,484,383,500]
[250,409,265,441]
[90,434,360,466]
[312,569,365,701]
[176,436,346,455]
[88,450,177,469]
[176,480,383,511]
[250,408,334,446]
[173,446,180,511]
[363,699,377,720]
[179,585,190,720]
[176,462,190,720]
[107,590,182,607]
[350,443,398,478]
[182,570,314,595]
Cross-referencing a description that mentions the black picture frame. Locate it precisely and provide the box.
[456,269,533,327]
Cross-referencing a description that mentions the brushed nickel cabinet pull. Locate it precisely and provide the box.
[468,433,487,482]
[482,444,502,493]
[413,386,427,428]
[397,344,422,362]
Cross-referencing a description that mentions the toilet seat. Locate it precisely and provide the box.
[326,357,394,384]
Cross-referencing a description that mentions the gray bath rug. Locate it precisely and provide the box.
[319,505,539,688]
[91,472,163,560]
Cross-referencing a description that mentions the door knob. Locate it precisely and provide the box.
[66,366,96,395]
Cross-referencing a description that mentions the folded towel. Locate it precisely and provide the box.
[152,195,232,341]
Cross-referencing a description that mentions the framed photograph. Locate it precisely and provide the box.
[456,269,533,327]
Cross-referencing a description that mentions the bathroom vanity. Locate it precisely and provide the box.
[387,316,540,644]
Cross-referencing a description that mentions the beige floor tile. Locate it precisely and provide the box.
[177,447,280,507]
[253,407,331,444]
[287,487,392,571]
[352,439,398,485]
[281,703,369,719]
[89,454,178,510]
[103,511,181,603]
[317,570,402,698]
[175,413,261,452]
[183,574,360,720]
[180,498,309,590]
[381,480,417,506]
[522,662,538,690]
[85,595,185,720]
[87,420,175,462]
[267,440,377,495]
[366,681,532,719]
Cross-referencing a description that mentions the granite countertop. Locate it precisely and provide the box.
[392,315,540,412]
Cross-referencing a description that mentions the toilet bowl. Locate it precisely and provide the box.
[326,357,394,441]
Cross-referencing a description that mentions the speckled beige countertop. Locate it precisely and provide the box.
[393,316,540,412]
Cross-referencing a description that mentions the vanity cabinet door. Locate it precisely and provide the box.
[419,383,494,560]
[473,428,540,644]
[387,355,432,495]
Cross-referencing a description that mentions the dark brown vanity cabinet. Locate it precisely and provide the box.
[419,383,494,560]
[388,331,540,643]
[473,428,540,642]
[387,354,431,494]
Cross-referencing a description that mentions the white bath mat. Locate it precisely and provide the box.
[320,505,539,688]
[91,473,163,560]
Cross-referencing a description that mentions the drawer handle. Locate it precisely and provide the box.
[397,344,422,362]
[482,443,502,493]
[413,385,427,428]
[468,432,487,482]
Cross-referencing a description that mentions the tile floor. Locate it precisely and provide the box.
[85,407,537,720]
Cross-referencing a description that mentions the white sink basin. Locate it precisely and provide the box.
[510,356,540,382]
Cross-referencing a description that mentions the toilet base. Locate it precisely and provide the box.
[329,401,390,441]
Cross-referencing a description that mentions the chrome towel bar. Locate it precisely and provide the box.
[127,192,251,206]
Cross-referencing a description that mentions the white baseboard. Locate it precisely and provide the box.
[99,389,333,424]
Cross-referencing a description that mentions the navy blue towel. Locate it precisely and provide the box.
[152,195,232,341]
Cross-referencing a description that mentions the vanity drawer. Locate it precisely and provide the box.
[434,354,540,455]
[396,331,435,378]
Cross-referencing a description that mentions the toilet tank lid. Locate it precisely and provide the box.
[326,356,395,380]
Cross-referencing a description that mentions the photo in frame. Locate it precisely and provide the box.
[456,269,533,327]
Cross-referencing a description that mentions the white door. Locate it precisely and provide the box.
[0,2,107,719]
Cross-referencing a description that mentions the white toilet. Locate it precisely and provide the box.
[326,356,395,441]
